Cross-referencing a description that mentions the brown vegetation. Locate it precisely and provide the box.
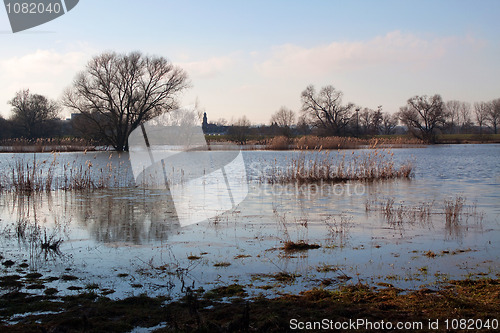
[0,278,498,332]
[266,135,424,150]
[266,148,413,184]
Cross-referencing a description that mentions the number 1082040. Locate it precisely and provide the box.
[5,2,62,14]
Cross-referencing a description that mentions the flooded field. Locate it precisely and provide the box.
[0,144,499,300]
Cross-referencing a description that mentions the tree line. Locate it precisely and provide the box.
[265,85,500,142]
[1,51,499,149]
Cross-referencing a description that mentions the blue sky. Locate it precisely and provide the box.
[1,0,499,123]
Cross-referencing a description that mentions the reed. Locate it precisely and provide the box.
[444,196,465,226]
[1,153,127,193]
[0,137,97,153]
[265,149,413,184]
[265,135,425,150]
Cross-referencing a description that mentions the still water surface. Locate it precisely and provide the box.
[0,144,498,298]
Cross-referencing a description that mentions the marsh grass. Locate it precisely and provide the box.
[0,138,97,153]
[324,214,352,247]
[444,196,465,226]
[266,135,425,150]
[1,153,127,193]
[367,196,484,238]
[272,207,320,252]
[265,149,413,184]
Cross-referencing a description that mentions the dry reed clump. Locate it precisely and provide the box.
[0,138,97,153]
[295,136,366,150]
[10,157,56,193]
[266,149,413,184]
[265,135,425,150]
[1,154,125,193]
[266,136,291,150]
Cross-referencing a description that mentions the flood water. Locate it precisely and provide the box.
[0,144,499,299]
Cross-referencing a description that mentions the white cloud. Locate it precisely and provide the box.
[0,49,90,117]
[255,31,483,77]
[175,55,235,79]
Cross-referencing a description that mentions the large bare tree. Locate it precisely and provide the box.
[8,89,59,139]
[63,51,189,151]
[397,95,447,143]
[300,85,354,136]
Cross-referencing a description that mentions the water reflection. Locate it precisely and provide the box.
[1,189,181,248]
[73,189,180,244]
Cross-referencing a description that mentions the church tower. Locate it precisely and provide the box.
[202,112,208,132]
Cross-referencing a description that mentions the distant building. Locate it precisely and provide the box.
[202,112,228,135]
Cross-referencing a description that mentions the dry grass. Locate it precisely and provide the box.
[266,149,413,184]
[1,154,123,193]
[0,138,97,152]
[283,240,320,252]
[266,135,425,150]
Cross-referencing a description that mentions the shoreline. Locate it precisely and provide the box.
[1,275,498,332]
[1,138,499,154]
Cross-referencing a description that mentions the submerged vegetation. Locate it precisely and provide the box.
[365,196,484,238]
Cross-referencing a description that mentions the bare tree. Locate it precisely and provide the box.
[270,107,295,127]
[8,89,59,139]
[300,85,354,136]
[486,99,500,134]
[228,116,252,144]
[458,102,472,133]
[474,101,490,135]
[445,100,461,134]
[0,115,13,139]
[215,118,228,126]
[359,108,372,135]
[397,95,447,143]
[63,51,190,151]
[371,106,383,135]
[270,106,295,137]
[381,112,398,135]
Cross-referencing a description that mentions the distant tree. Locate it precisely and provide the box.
[397,95,447,143]
[445,100,461,134]
[458,102,473,133]
[215,118,228,126]
[63,51,190,151]
[474,101,490,135]
[486,99,500,134]
[228,116,252,144]
[0,115,13,139]
[270,107,295,137]
[381,112,398,135]
[300,85,354,136]
[8,89,59,139]
[359,106,383,135]
[359,108,373,135]
[371,106,383,134]
[296,114,311,135]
